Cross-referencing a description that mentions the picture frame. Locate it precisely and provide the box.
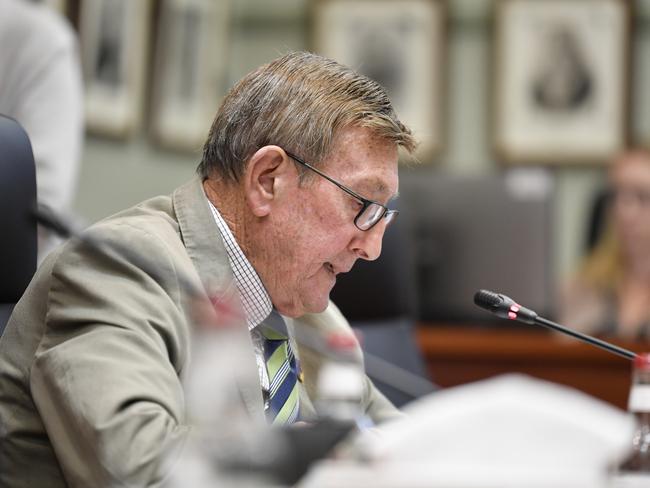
[150,0,231,152]
[493,0,631,165]
[312,0,446,163]
[79,0,153,138]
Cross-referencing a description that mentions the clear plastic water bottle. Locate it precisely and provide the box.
[166,295,282,487]
[612,353,650,487]
[316,332,370,430]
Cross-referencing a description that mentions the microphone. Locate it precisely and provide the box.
[474,289,636,361]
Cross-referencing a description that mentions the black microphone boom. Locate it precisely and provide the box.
[474,289,636,361]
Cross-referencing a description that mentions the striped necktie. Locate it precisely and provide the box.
[262,310,300,425]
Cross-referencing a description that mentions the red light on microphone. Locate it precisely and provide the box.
[508,304,522,320]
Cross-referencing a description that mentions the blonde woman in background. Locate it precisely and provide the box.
[560,149,650,339]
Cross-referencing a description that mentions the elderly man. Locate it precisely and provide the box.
[0,52,416,487]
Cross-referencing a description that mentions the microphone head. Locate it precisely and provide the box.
[473,289,503,312]
[473,289,538,324]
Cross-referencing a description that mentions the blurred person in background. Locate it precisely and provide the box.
[560,149,650,339]
[0,0,83,261]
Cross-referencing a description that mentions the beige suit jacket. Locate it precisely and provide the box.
[0,178,398,487]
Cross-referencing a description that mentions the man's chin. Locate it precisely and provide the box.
[276,295,329,318]
[306,299,329,315]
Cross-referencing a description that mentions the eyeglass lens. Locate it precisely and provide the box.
[356,204,397,230]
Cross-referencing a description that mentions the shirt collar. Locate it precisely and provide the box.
[206,198,272,330]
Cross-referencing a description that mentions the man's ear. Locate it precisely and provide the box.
[243,146,293,217]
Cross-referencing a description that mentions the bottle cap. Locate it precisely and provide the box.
[633,353,650,371]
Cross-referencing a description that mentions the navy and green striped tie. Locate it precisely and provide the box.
[262,311,300,425]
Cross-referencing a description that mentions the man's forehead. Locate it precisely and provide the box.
[326,128,399,196]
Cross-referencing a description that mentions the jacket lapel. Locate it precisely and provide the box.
[172,177,265,423]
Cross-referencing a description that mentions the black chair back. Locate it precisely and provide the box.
[330,212,418,321]
[0,115,37,333]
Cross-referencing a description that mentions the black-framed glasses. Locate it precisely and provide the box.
[284,150,398,231]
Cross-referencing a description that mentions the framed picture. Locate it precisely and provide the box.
[150,0,231,152]
[312,0,446,162]
[494,0,631,164]
[79,0,152,138]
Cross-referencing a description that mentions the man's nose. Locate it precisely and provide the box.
[351,222,386,261]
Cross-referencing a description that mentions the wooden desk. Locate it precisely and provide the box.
[416,324,650,410]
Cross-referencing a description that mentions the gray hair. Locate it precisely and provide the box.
[198,51,416,181]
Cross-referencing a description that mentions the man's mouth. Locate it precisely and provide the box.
[324,262,354,276]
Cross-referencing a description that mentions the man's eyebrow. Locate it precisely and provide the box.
[365,179,399,201]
